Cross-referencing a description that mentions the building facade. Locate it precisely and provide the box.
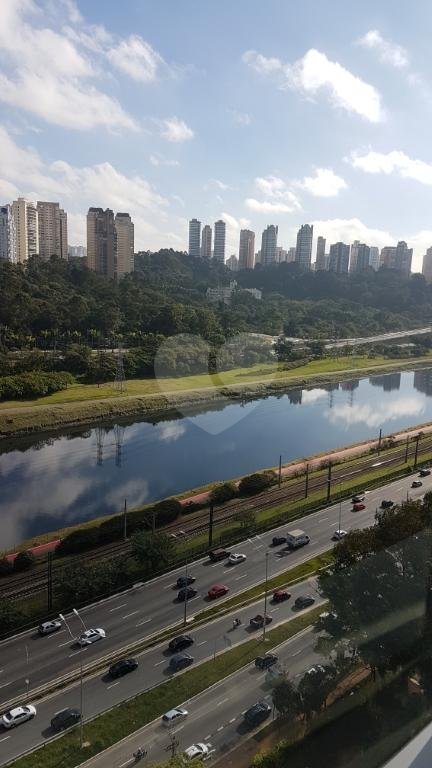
[201,224,212,259]
[369,246,380,271]
[226,254,239,271]
[68,245,86,259]
[328,242,350,274]
[261,224,278,265]
[11,197,39,262]
[115,213,134,277]
[188,218,201,258]
[295,224,313,270]
[0,205,17,263]
[213,219,226,263]
[380,246,396,269]
[315,236,327,270]
[422,247,432,282]
[37,201,68,259]
[239,228,255,269]
[86,207,117,279]
[393,240,412,276]
[354,243,371,272]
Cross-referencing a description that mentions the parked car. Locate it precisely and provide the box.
[208,584,229,599]
[108,658,138,678]
[176,574,196,588]
[255,653,278,670]
[77,628,105,646]
[208,549,230,562]
[294,595,315,610]
[228,552,247,564]
[169,652,194,672]
[2,705,36,729]
[352,502,365,512]
[419,468,431,477]
[332,529,347,541]
[352,493,365,503]
[162,706,188,726]
[38,620,62,636]
[412,480,423,488]
[177,587,198,602]
[272,589,291,603]
[184,743,210,761]
[271,535,286,546]
[381,499,394,509]
[250,614,272,628]
[168,635,194,653]
[243,701,271,727]
[50,707,80,731]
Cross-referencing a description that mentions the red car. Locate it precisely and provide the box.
[208,584,229,599]
[272,589,291,603]
[250,614,273,628]
[352,502,365,511]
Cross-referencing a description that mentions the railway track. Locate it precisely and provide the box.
[2,436,431,602]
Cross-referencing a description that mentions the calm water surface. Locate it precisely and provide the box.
[2,368,432,549]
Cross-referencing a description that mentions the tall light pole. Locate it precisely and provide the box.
[60,611,85,747]
[183,559,189,627]
[263,552,269,642]
[338,482,342,534]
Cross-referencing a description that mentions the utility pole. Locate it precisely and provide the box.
[378,428,382,455]
[113,344,127,393]
[80,661,84,748]
[305,463,309,499]
[165,731,179,759]
[414,434,420,469]
[123,498,127,541]
[327,462,332,502]
[278,455,282,489]
[208,503,214,548]
[405,435,410,463]
[183,560,189,627]
[263,552,269,642]
[47,551,53,611]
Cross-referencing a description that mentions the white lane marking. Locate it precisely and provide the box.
[217,725,224,732]
[172,725,184,733]
[0,736,11,743]
[107,681,120,689]
[235,574,248,581]
[136,618,152,627]
[205,734,211,740]
[57,639,72,648]
[0,681,11,689]
[229,717,236,723]
[154,660,165,667]
[68,649,87,657]
[216,697,229,707]
[291,649,302,657]
[270,607,280,613]
[198,640,207,646]
[210,563,220,568]
[109,603,128,612]
[163,583,174,589]
[122,611,139,619]
[119,761,130,768]
[321,516,329,521]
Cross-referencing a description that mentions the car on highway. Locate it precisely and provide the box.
[177,586,198,601]
[184,743,210,761]
[412,480,423,488]
[168,635,194,653]
[108,658,138,678]
[2,705,37,729]
[271,535,286,546]
[77,628,106,646]
[176,574,196,588]
[244,701,271,726]
[419,468,431,477]
[169,652,194,672]
[250,614,272,628]
[162,706,188,726]
[50,707,80,731]
[208,549,230,562]
[352,502,365,511]
[255,653,278,670]
[294,595,315,610]
[228,552,247,564]
[208,584,229,599]
[332,529,347,541]
[352,493,365,503]
[38,619,62,636]
[272,589,291,603]
[381,499,394,509]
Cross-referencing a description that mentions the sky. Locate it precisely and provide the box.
[1,1,432,270]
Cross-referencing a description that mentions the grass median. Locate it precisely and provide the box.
[7,607,324,768]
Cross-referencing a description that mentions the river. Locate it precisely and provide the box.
[2,368,432,550]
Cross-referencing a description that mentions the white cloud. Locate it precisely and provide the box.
[160,116,194,142]
[221,212,250,231]
[245,198,298,214]
[243,48,384,122]
[246,175,302,214]
[297,167,348,197]
[310,217,394,251]
[357,30,409,69]
[107,35,165,82]
[229,109,252,126]
[209,178,230,191]
[327,398,424,430]
[349,149,432,185]
[149,153,180,167]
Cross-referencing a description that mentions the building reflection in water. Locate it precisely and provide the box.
[413,369,432,397]
[369,373,401,392]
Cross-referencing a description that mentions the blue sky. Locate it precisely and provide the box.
[1,0,432,269]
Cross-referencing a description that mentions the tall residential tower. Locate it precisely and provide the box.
[115,213,134,276]
[214,219,226,263]
[37,201,68,259]
[201,224,212,258]
[86,207,117,279]
[295,224,313,270]
[261,225,278,265]
[239,229,255,269]
[188,218,201,258]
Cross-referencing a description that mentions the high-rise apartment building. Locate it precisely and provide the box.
[11,197,39,262]
[201,224,212,259]
[380,246,396,269]
[422,247,432,282]
[115,213,134,277]
[68,245,87,259]
[188,218,201,258]
[394,240,412,276]
[295,224,313,270]
[328,242,350,274]
[86,207,117,279]
[315,236,327,270]
[354,243,371,272]
[239,229,255,269]
[37,201,68,259]
[349,240,360,273]
[226,254,239,271]
[214,219,226,263]
[287,247,296,263]
[261,225,278,265]
[0,205,17,263]
[369,246,380,271]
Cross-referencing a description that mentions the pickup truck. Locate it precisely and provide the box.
[208,549,230,562]
[286,529,310,549]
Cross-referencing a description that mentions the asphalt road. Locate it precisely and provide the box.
[0,618,322,767]
[0,471,430,711]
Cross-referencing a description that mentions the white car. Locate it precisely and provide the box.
[38,620,62,636]
[2,705,37,729]
[77,628,106,646]
[162,706,188,726]
[228,553,247,565]
[184,743,210,761]
[332,530,347,541]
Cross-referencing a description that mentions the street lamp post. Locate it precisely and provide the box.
[263,552,269,642]
[183,559,189,627]
[338,482,342,534]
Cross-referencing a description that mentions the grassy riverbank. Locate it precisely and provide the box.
[1,354,431,437]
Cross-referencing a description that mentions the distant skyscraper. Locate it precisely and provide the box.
[393,240,412,276]
[239,229,255,269]
[115,213,134,277]
[37,201,68,259]
[349,240,360,273]
[369,246,379,271]
[11,197,39,262]
[315,236,327,270]
[380,246,396,268]
[0,205,17,263]
[261,225,278,265]
[86,207,117,279]
[188,218,201,258]
[214,219,226,263]
[286,247,296,263]
[422,247,432,282]
[328,242,350,274]
[354,243,371,272]
[68,245,86,259]
[226,254,239,271]
[201,224,212,259]
[295,224,313,270]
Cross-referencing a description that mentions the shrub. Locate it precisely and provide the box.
[153,498,182,526]
[56,527,100,556]
[0,371,74,401]
[13,550,35,572]
[0,558,13,577]
[210,482,238,505]
[238,470,276,496]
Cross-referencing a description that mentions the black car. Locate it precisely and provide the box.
[271,535,286,546]
[169,652,194,672]
[168,635,194,653]
[294,595,315,610]
[177,586,198,601]
[255,654,278,670]
[176,574,196,588]
[419,468,431,477]
[51,707,80,731]
[108,658,138,678]
[381,499,394,509]
[244,701,271,726]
